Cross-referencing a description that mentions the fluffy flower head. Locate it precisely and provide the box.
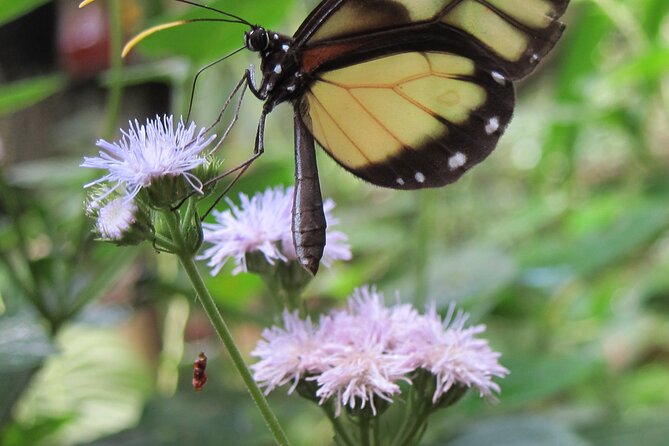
[314,323,413,416]
[81,115,215,199]
[200,185,351,275]
[405,305,510,403]
[95,196,138,240]
[251,311,325,394]
[252,286,509,416]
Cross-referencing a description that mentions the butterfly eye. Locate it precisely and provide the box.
[245,27,270,52]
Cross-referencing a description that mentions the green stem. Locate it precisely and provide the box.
[179,255,291,445]
[360,415,371,446]
[372,416,381,446]
[322,404,355,446]
[391,388,415,446]
[103,0,124,139]
[397,404,432,446]
[160,211,291,446]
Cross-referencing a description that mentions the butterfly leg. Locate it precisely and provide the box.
[175,67,268,214]
[200,108,268,218]
[292,112,326,276]
[207,73,250,154]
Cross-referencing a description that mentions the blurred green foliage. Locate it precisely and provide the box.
[1,0,668,445]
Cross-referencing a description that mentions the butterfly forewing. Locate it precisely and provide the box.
[296,0,569,79]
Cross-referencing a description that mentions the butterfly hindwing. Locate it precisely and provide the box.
[298,48,514,189]
[296,0,569,79]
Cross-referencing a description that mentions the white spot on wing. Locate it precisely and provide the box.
[530,53,540,63]
[485,117,500,135]
[491,71,506,85]
[281,44,290,52]
[415,172,425,183]
[273,64,282,74]
[448,152,467,170]
[396,178,405,186]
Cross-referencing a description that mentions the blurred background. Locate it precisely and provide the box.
[1,0,668,444]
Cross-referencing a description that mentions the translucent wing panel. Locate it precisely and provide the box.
[300,51,514,189]
[298,0,569,79]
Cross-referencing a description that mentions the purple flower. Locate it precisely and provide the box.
[404,305,510,403]
[313,321,413,416]
[251,286,509,416]
[199,185,351,275]
[251,311,325,394]
[82,115,215,200]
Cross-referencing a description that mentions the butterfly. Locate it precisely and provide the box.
[123,0,570,275]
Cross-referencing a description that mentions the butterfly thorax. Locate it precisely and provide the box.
[244,26,306,111]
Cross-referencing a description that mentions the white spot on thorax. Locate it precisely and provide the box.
[448,152,467,170]
[415,172,425,183]
[281,44,290,52]
[273,33,279,40]
[396,178,405,186]
[485,117,500,135]
[491,71,506,85]
[273,64,282,74]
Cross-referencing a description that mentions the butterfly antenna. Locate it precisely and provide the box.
[186,46,245,122]
[80,0,252,27]
[122,19,245,57]
[174,0,252,27]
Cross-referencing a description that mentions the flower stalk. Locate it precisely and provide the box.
[161,209,292,446]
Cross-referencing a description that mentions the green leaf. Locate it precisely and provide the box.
[13,325,152,445]
[0,0,49,27]
[446,416,588,446]
[0,74,68,118]
[581,416,669,446]
[428,245,518,310]
[6,158,91,189]
[1,416,73,446]
[641,0,669,39]
[0,313,55,373]
[519,200,669,280]
[606,45,669,86]
[0,313,56,427]
[80,394,264,446]
[70,248,139,316]
[488,355,599,409]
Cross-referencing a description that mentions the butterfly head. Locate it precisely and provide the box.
[244,26,272,53]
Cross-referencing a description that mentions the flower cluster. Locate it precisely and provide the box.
[81,115,215,242]
[251,287,508,416]
[199,186,352,275]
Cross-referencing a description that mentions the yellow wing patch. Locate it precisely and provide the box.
[442,1,530,62]
[304,51,486,170]
[485,0,555,29]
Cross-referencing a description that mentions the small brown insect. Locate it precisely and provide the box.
[192,352,208,391]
